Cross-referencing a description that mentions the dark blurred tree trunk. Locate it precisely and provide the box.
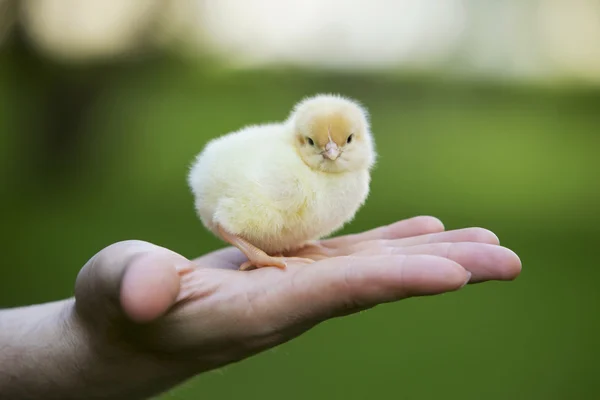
[2,0,168,193]
[6,21,103,191]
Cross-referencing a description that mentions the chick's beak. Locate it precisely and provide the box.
[323,142,340,160]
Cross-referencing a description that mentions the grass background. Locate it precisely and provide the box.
[1,55,599,399]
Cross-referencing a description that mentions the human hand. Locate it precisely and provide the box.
[72,216,521,394]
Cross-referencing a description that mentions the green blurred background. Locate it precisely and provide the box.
[1,1,599,399]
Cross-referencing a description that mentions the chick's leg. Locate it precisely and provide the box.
[238,256,313,271]
[217,225,312,271]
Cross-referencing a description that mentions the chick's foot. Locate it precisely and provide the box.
[217,225,313,271]
[239,256,313,271]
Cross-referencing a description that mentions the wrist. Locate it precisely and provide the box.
[0,299,193,400]
[0,299,83,399]
[68,298,196,400]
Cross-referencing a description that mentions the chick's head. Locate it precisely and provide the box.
[289,94,375,173]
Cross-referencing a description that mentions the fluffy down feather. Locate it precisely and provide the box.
[188,94,376,255]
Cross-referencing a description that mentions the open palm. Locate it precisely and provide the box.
[74,216,521,375]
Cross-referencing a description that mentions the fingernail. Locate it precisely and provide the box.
[460,271,472,288]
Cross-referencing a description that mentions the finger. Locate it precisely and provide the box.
[349,227,500,253]
[353,243,521,283]
[321,216,445,248]
[194,217,447,267]
[75,240,194,324]
[255,255,470,326]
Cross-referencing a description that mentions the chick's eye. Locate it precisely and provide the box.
[307,137,315,146]
[347,134,354,144]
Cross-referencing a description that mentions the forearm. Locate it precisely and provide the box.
[0,299,191,400]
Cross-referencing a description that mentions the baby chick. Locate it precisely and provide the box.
[188,94,376,270]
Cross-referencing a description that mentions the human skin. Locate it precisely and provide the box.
[0,216,521,400]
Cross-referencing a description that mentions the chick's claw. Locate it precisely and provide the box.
[239,255,286,271]
[239,256,314,271]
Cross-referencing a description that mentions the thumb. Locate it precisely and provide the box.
[74,240,194,325]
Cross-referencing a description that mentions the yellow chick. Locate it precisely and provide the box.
[188,94,376,270]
